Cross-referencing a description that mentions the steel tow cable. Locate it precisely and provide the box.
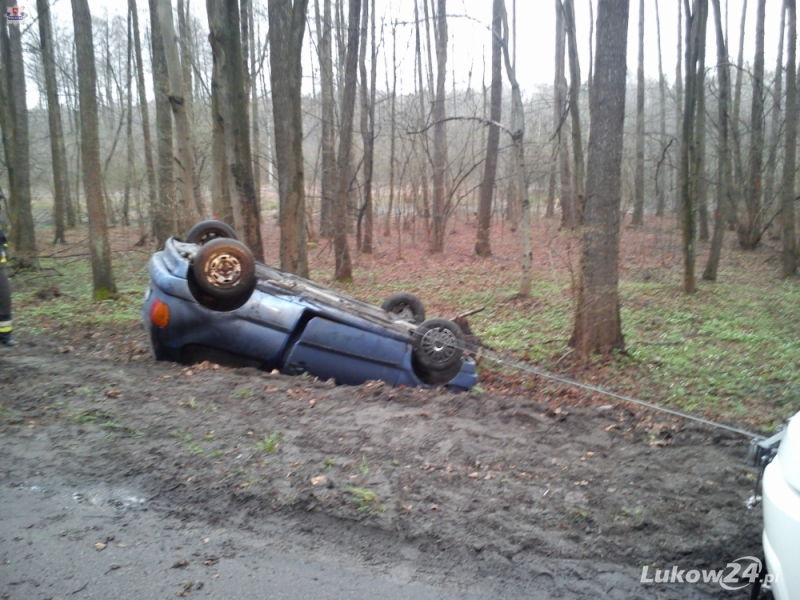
[418,324,766,441]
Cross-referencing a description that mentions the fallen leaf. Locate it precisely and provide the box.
[106,389,121,398]
[203,555,219,566]
[430,504,439,511]
[171,558,189,569]
[468,472,479,479]
[177,581,193,597]
[202,538,210,544]
[310,475,327,486]
[94,542,107,551]
[116,543,128,548]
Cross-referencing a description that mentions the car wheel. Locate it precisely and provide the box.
[186,220,238,245]
[381,292,426,324]
[412,356,463,386]
[192,238,256,300]
[412,318,464,375]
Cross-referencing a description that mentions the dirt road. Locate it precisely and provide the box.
[0,324,763,598]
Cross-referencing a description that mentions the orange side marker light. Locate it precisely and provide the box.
[150,298,170,328]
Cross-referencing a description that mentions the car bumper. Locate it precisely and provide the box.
[762,454,800,600]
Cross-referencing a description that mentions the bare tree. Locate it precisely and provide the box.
[210,55,233,223]
[782,0,797,276]
[499,0,532,296]
[149,0,176,245]
[475,0,502,257]
[554,2,572,229]
[332,0,360,281]
[128,0,158,238]
[315,0,336,238]
[268,0,309,274]
[71,0,117,299]
[570,0,629,356]
[0,8,36,263]
[209,0,264,261]
[563,0,585,224]
[632,0,645,227]
[696,5,709,243]
[680,0,708,295]
[730,0,747,225]
[655,0,667,216]
[123,8,134,228]
[37,0,72,244]
[157,0,201,232]
[674,1,683,222]
[763,0,787,218]
[431,0,449,253]
[357,0,376,253]
[383,20,397,238]
[704,0,734,280]
[738,0,766,249]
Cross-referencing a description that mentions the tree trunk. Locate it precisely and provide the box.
[1,10,36,263]
[210,56,233,223]
[177,0,204,215]
[563,0,585,224]
[499,0,532,297]
[738,0,766,250]
[357,0,375,253]
[123,7,134,228]
[704,0,734,280]
[71,0,117,299]
[332,0,360,281]
[128,0,158,241]
[414,0,431,242]
[267,0,309,274]
[431,0,448,253]
[0,18,19,250]
[763,1,786,216]
[248,1,261,211]
[209,0,264,261]
[149,0,176,245]
[730,0,747,227]
[680,0,708,295]
[37,0,72,244]
[384,20,397,238]
[315,0,336,238]
[570,0,629,357]
[696,9,708,243]
[782,0,797,276]
[157,0,200,233]
[675,1,683,222]
[475,0,502,257]
[632,0,645,227]
[555,2,572,229]
[655,0,667,217]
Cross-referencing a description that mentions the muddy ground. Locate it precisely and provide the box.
[0,324,764,598]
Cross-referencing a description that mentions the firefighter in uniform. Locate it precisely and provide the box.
[0,217,17,346]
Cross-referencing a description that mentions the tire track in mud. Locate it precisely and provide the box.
[0,328,762,598]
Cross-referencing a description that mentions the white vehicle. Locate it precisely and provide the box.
[755,411,800,600]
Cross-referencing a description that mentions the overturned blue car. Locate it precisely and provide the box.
[142,221,477,391]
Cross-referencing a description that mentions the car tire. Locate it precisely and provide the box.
[412,356,463,386]
[192,238,256,300]
[186,220,238,245]
[412,318,464,376]
[381,292,426,324]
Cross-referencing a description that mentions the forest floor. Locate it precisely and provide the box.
[1,214,796,598]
